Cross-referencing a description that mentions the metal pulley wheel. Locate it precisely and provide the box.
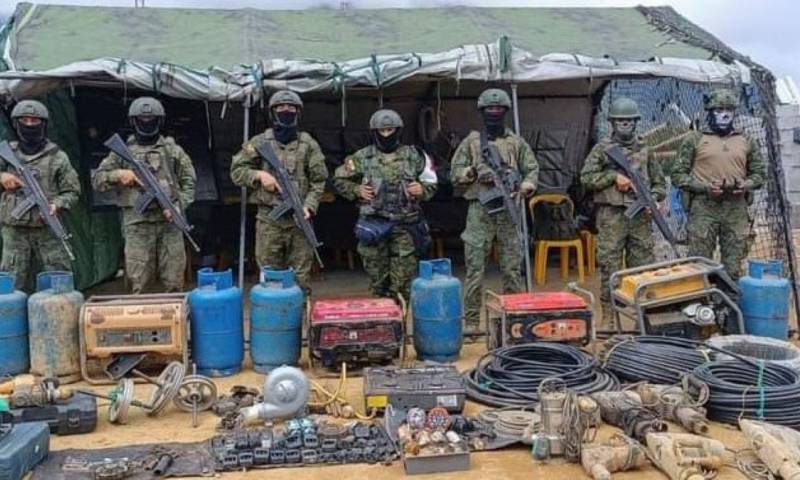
[174,375,218,412]
[147,361,185,416]
[108,378,134,424]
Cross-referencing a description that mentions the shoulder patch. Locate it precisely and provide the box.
[244,143,257,157]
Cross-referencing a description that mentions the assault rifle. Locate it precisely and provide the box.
[604,145,678,254]
[103,133,200,252]
[0,141,75,260]
[479,131,532,291]
[253,140,324,268]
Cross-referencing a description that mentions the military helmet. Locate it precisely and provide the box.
[10,100,49,120]
[268,90,303,109]
[705,88,738,110]
[128,97,165,117]
[477,88,512,109]
[369,109,404,130]
[607,97,640,120]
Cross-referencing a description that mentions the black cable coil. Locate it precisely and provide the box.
[463,343,619,408]
[690,360,800,429]
[602,335,708,384]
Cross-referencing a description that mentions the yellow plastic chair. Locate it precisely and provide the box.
[579,230,597,277]
[529,193,585,285]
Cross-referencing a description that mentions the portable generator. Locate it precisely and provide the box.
[79,293,189,384]
[484,283,594,350]
[308,297,405,369]
[610,257,744,338]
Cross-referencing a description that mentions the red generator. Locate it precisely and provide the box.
[484,289,594,349]
[309,298,405,369]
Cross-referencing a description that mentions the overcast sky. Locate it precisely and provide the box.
[3,0,798,82]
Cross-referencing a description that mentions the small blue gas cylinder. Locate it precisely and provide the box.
[0,273,28,376]
[249,267,304,373]
[411,258,463,362]
[739,259,790,339]
[189,268,243,377]
[28,271,84,384]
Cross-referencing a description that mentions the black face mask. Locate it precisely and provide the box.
[132,117,161,145]
[373,129,401,153]
[707,110,734,135]
[481,109,507,140]
[270,110,299,144]
[15,121,47,155]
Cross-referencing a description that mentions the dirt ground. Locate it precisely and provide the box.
[50,265,761,479]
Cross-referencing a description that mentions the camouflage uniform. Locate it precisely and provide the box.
[230,129,328,294]
[581,136,665,309]
[450,128,538,328]
[93,135,196,293]
[673,131,765,280]
[0,141,80,290]
[334,143,437,301]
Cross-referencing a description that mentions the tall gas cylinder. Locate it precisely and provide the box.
[411,258,463,362]
[189,268,243,377]
[28,271,84,383]
[739,259,790,339]
[0,273,28,376]
[249,267,304,373]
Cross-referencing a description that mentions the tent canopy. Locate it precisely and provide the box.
[8,3,711,71]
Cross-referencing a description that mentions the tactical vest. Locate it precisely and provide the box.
[117,137,181,209]
[462,131,522,201]
[249,130,311,208]
[593,139,651,207]
[360,146,420,223]
[0,142,59,228]
[690,133,749,185]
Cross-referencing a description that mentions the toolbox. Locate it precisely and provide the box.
[1,393,97,435]
[80,293,189,384]
[309,298,404,369]
[0,422,50,480]
[484,289,593,349]
[363,365,466,412]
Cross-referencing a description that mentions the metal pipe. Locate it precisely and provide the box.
[511,83,533,292]
[238,101,251,289]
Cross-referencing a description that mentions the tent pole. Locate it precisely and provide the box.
[238,102,251,290]
[511,83,533,293]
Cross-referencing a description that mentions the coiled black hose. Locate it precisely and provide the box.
[602,336,708,384]
[463,343,619,408]
[691,360,800,428]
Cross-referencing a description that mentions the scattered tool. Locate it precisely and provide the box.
[172,365,217,428]
[740,419,800,480]
[363,365,465,413]
[646,432,726,480]
[591,391,666,442]
[580,435,648,480]
[634,383,709,435]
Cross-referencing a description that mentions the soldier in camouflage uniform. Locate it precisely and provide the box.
[450,88,538,332]
[230,90,328,295]
[333,109,437,301]
[93,97,196,293]
[673,88,765,279]
[580,97,665,324]
[0,100,80,290]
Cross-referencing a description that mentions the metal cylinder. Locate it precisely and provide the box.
[249,268,304,373]
[189,268,243,376]
[0,272,28,376]
[411,259,463,362]
[739,259,790,339]
[28,271,84,384]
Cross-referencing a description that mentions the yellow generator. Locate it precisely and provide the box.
[610,257,744,338]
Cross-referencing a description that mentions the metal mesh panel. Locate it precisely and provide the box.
[594,78,795,291]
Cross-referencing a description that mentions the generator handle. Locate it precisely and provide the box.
[568,282,597,342]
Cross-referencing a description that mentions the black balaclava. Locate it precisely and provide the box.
[15,120,47,155]
[373,128,402,153]
[271,109,299,145]
[611,119,637,144]
[481,108,507,140]
[132,116,162,145]
[707,109,735,135]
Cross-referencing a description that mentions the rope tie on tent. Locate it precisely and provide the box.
[370,54,383,90]
[116,59,129,104]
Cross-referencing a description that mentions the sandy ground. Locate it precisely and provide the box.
[49,264,762,479]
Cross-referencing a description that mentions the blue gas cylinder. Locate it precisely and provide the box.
[739,259,790,339]
[189,268,243,377]
[28,271,84,384]
[249,267,304,373]
[0,273,28,377]
[411,258,463,362]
